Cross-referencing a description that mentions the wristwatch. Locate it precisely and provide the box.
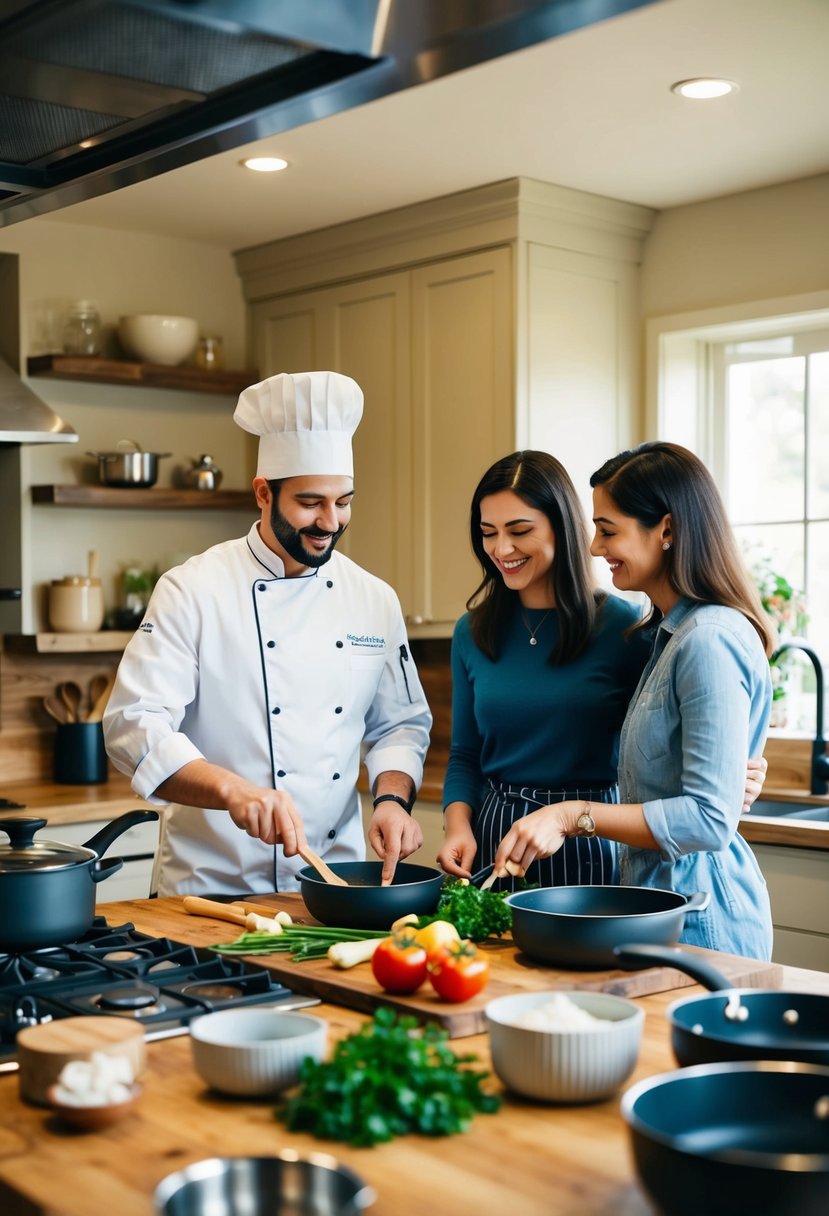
[372,792,413,815]
[575,806,597,838]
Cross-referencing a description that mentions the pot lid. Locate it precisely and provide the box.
[0,817,95,872]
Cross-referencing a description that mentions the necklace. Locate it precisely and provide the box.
[521,608,552,646]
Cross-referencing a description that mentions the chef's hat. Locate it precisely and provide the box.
[234,370,363,479]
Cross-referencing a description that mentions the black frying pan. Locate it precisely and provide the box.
[614,943,829,1066]
[622,1060,829,1216]
[297,861,445,929]
[503,885,710,968]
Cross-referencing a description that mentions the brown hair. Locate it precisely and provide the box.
[590,441,774,655]
[467,451,602,663]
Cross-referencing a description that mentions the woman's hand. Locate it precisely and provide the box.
[437,825,478,878]
[742,756,768,813]
[492,802,575,874]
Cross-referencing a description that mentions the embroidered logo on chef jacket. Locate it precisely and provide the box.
[139,622,154,633]
[346,632,385,650]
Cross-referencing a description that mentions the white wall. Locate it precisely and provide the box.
[641,172,829,318]
[0,218,255,631]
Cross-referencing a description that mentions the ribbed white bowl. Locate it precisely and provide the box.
[485,990,644,1104]
[189,1009,327,1096]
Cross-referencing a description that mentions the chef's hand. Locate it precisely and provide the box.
[492,803,570,875]
[224,780,307,853]
[367,806,423,886]
[742,756,768,813]
[437,826,477,879]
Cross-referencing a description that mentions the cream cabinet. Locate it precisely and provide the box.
[55,818,160,904]
[748,841,829,971]
[239,178,654,634]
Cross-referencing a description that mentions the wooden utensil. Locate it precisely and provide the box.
[182,896,249,926]
[87,673,109,719]
[86,672,116,723]
[42,694,69,725]
[57,680,82,722]
[479,859,526,891]
[298,844,349,886]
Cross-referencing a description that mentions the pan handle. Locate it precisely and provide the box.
[92,856,125,884]
[83,809,159,857]
[612,943,733,991]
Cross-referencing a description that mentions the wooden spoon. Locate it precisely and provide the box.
[297,844,349,886]
[479,859,526,891]
[57,680,82,722]
[87,673,109,719]
[42,694,69,725]
[86,672,116,723]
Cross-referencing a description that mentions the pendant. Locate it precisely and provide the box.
[529,637,537,645]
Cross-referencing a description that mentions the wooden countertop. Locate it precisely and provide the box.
[0,773,155,827]
[1,895,828,1216]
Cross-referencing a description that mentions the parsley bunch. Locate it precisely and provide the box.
[424,878,513,942]
[277,1006,500,1147]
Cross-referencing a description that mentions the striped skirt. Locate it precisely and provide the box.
[474,779,619,891]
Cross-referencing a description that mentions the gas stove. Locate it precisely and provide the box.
[0,917,319,1072]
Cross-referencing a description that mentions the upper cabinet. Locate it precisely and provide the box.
[237,179,655,635]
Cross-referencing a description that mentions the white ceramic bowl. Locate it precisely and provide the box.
[189,1009,328,1096]
[117,314,198,365]
[485,990,644,1104]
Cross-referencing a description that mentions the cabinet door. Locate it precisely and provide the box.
[410,248,514,629]
[250,273,411,599]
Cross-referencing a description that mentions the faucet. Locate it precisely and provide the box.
[771,639,829,795]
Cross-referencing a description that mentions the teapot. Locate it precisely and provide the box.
[184,454,223,492]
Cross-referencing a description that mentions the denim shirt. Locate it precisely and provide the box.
[618,597,773,959]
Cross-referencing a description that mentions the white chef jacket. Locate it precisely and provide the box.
[103,523,432,896]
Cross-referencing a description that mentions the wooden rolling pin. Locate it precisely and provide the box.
[182,896,248,926]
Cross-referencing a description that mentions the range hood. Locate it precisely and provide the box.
[0,355,78,443]
[0,0,655,227]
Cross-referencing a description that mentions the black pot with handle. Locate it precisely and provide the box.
[504,884,710,968]
[297,860,445,930]
[614,942,829,1065]
[0,811,159,952]
[622,1060,829,1216]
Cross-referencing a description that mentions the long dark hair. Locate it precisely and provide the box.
[467,451,601,663]
[590,441,774,656]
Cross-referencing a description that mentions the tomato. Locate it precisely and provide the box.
[427,940,490,1003]
[413,920,461,958]
[371,931,428,994]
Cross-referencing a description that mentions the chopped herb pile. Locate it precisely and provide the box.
[277,1006,501,1146]
[419,878,513,942]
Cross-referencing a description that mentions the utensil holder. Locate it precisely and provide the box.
[54,722,107,784]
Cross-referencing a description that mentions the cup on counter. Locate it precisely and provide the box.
[54,722,107,784]
[49,577,104,633]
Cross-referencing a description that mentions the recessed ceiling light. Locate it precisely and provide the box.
[671,78,739,100]
[240,156,289,173]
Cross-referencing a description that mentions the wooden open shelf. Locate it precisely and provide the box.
[27,354,257,397]
[32,485,255,509]
[4,631,135,654]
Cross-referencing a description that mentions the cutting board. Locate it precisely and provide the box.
[117,895,784,1039]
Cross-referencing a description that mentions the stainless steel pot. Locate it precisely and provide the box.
[0,810,159,951]
[87,438,171,487]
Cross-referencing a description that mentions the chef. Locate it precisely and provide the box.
[103,370,432,896]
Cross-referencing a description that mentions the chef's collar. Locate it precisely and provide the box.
[246,521,331,580]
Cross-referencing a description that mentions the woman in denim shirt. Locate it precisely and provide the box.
[492,442,775,960]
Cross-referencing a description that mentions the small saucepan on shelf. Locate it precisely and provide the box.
[87,439,171,488]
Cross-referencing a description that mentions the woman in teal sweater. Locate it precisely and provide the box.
[438,450,764,891]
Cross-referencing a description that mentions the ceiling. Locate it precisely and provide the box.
[30,0,829,252]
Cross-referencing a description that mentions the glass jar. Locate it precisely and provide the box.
[62,300,102,356]
[195,335,223,370]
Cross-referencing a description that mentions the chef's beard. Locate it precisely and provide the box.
[270,499,347,569]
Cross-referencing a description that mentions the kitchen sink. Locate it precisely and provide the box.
[744,799,829,822]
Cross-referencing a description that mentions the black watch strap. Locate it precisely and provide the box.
[372,792,413,815]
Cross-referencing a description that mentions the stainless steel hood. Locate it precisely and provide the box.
[0,355,78,443]
[0,0,656,228]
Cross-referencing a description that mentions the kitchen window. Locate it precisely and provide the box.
[647,298,829,733]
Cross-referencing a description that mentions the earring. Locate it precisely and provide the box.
[662,541,671,551]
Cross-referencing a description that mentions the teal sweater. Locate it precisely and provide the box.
[443,595,649,808]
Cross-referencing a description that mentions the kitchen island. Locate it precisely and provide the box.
[1,895,828,1216]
